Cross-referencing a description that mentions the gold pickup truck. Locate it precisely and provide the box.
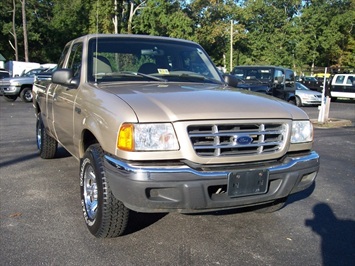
[32,34,320,238]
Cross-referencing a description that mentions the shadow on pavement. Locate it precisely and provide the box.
[305,203,355,265]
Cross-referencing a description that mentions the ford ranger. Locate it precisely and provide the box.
[32,34,320,238]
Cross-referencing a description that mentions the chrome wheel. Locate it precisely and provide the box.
[36,121,42,150]
[83,164,98,221]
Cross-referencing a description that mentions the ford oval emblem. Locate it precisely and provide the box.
[237,136,253,145]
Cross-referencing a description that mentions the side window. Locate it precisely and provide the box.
[57,44,70,68]
[67,43,83,79]
[346,76,354,85]
[285,70,295,88]
[335,75,345,84]
[274,69,284,84]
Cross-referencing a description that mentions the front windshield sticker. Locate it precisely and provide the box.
[158,69,170,75]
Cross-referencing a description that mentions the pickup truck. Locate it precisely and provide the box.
[0,68,50,102]
[32,34,320,238]
[230,65,297,104]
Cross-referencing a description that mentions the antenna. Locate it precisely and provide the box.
[94,0,99,84]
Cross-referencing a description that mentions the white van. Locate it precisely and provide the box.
[329,74,355,100]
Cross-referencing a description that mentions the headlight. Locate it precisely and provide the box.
[291,121,313,143]
[10,82,21,87]
[118,123,179,151]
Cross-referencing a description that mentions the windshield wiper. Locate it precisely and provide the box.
[171,72,223,85]
[98,71,167,82]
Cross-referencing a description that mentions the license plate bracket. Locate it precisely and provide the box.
[227,169,269,198]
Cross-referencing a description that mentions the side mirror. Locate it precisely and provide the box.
[52,69,78,88]
[223,74,239,88]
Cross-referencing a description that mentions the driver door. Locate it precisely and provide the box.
[52,42,82,155]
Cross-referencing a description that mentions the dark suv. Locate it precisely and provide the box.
[231,65,297,104]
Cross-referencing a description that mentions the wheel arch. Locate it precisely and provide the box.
[80,129,99,158]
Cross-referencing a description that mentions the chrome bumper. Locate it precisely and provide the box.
[104,151,320,213]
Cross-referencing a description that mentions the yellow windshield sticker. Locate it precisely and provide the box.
[158,69,169,75]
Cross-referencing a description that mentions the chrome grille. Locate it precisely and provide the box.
[188,123,287,157]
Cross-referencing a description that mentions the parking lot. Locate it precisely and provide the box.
[0,97,354,266]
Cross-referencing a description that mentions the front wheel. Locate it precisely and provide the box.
[36,114,58,159]
[295,96,302,107]
[20,87,33,102]
[80,144,130,238]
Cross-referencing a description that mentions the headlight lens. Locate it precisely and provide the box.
[291,121,313,143]
[118,123,179,151]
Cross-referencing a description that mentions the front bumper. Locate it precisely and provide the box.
[0,85,20,96]
[104,151,320,213]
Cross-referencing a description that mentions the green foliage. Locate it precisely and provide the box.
[0,0,353,73]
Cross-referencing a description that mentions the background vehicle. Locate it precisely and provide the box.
[295,76,324,92]
[328,74,355,101]
[5,61,40,77]
[231,65,297,104]
[0,69,10,79]
[295,82,322,106]
[0,67,50,102]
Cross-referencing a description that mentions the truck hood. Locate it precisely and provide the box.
[0,76,34,85]
[99,82,308,122]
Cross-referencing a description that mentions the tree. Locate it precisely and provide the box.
[240,0,302,68]
[133,0,194,39]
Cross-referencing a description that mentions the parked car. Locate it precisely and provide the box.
[328,74,355,101]
[295,76,324,92]
[295,82,322,106]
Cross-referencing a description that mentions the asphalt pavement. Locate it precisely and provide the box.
[0,97,354,266]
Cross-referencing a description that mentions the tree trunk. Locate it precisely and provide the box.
[21,0,29,62]
[11,0,18,61]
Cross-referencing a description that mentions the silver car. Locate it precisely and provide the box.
[295,82,322,106]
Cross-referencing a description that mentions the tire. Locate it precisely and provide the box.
[80,144,130,238]
[295,96,302,107]
[20,87,33,102]
[331,97,337,102]
[288,98,296,105]
[4,95,17,102]
[254,197,288,213]
[36,114,58,159]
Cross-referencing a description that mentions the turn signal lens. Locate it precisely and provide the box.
[118,124,134,151]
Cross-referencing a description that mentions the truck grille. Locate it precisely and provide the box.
[188,123,288,157]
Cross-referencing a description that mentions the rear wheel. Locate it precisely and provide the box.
[20,87,33,102]
[80,144,130,238]
[4,95,17,102]
[36,114,58,159]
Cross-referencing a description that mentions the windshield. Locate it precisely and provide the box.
[296,82,311,90]
[87,37,223,84]
[232,68,272,82]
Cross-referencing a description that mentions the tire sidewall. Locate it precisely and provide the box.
[36,115,43,152]
[21,87,33,102]
[80,145,104,236]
